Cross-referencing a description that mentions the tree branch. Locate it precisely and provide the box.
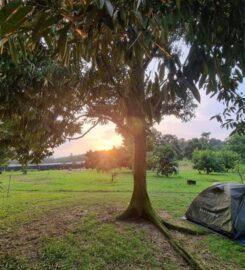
[143,46,158,70]
[87,104,133,135]
[154,42,171,59]
[65,120,99,141]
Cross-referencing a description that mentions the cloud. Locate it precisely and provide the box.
[156,91,231,140]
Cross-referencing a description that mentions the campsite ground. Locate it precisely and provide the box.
[0,168,244,269]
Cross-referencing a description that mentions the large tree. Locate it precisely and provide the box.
[77,59,196,219]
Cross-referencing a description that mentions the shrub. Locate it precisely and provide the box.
[219,150,239,172]
[153,144,178,177]
[192,150,224,174]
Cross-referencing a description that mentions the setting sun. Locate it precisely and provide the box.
[95,134,123,151]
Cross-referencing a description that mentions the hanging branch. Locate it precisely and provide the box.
[143,46,158,70]
[154,42,172,59]
[65,120,99,141]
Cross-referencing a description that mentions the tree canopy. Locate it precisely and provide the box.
[1,1,244,136]
[152,144,178,177]
[0,49,81,170]
[0,1,244,133]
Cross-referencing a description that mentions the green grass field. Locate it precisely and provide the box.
[0,168,244,269]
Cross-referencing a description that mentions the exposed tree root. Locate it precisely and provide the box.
[118,206,204,270]
[153,217,204,270]
[161,220,209,236]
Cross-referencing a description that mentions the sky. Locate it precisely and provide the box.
[53,91,233,157]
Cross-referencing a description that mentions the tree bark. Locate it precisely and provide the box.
[118,126,203,269]
[22,163,27,174]
[119,127,157,221]
[117,63,203,268]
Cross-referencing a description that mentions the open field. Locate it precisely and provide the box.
[0,169,244,269]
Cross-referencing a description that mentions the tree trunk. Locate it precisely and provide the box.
[118,127,203,269]
[118,63,203,268]
[22,163,27,174]
[238,171,244,183]
[119,128,157,221]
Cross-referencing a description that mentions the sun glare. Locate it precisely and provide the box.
[96,135,123,151]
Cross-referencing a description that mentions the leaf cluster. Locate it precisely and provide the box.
[0,49,82,165]
[151,144,178,177]
[192,149,239,174]
[0,0,244,141]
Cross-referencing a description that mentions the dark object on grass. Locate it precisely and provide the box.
[186,183,245,245]
[187,179,196,185]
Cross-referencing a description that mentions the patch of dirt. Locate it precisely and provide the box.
[96,207,190,270]
[139,221,190,269]
[158,209,172,220]
[0,206,87,260]
[99,208,244,270]
[1,205,235,269]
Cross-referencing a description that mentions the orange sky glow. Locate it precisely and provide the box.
[53,91,233,157]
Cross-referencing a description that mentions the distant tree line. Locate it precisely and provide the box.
[43,154,86,165]
[146,130,225,176]
[1,126,245,178]
[83,130,245,178]
[190,133,245,181]
[147,130,226,161]
[143,130,245,177]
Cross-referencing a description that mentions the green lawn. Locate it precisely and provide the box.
[0,169,244,269]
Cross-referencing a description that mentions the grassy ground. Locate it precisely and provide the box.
[0,168,244,269]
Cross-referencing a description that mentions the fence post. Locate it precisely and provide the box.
[7,175,11,197]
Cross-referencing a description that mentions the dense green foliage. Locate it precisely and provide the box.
[145,130,226,163]
[0,0,244,165]
[192,150,223,174]
[184,132,223,160]
[220,150,239,172]
[0,146,12,167]
[192,149,239,174]
[227,134,245,160]
[235,157,245,183]
[151,144,178,177]
[0,0,244,131]
[0,52,81,171]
